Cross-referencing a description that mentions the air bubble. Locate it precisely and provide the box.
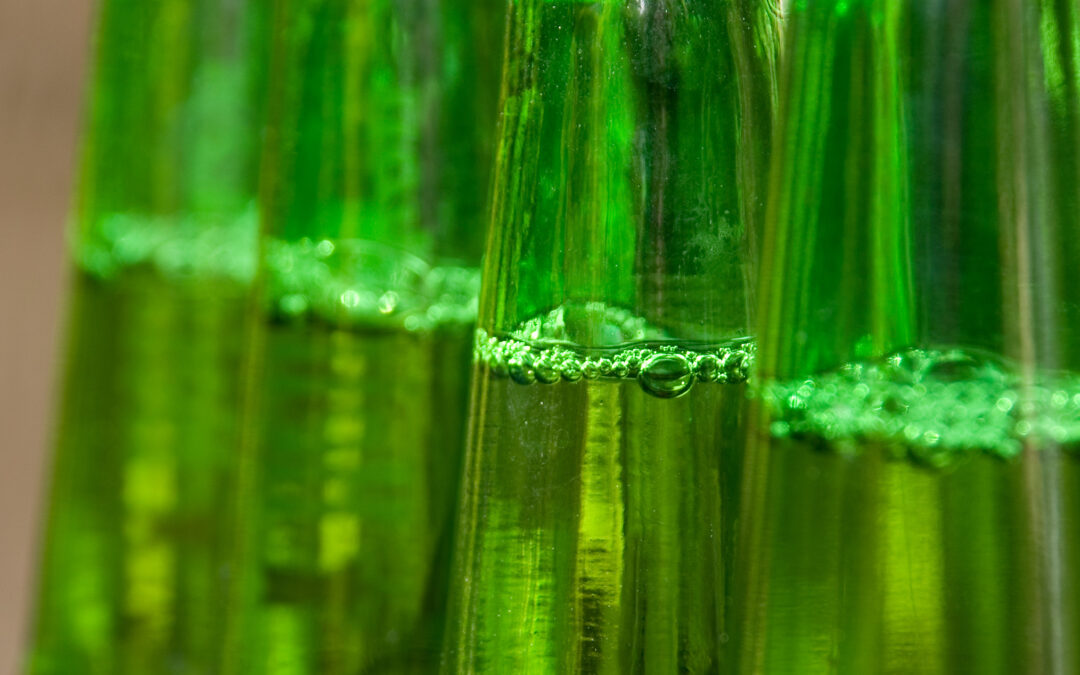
[378,291,399,314]
[581,359,602,380]
[508,352,536,385]
[694,354,723,383]
[610,358,630,379]
[770,420,791,437]
[490,351,510,377]
[639,354,694,399]
[724,351,749,381]
[1051,390,1069,409]
[280,293,309,316]
[560,358,583,382]
[340,289,362,308]
[534,355,561,384]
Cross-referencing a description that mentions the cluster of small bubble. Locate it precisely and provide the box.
[474,328,755,399]
[764,348,1080,466]
[75,208,258,284]
[263,237,480,331]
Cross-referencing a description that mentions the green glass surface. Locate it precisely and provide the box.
[27,1,268,673]
[444,0,779,671]
[221,0,504,672]
[736,1,1080,672]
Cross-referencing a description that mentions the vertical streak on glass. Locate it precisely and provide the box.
[318,330,367,671]
[626,390,679,674]
[561,4,633,316]
[993,0,1038,376]
[448,367,485,675]
[483,0,543,333]
[727,0,781,320]
[759,1,914,381]
[341,0,369,239]
[573,386,625,674]
[941,461,1010,674]
[120,295,178,672]
[878,468,945,673]
[869,2,915,360]
[995,4,1077,671]
[1041,0,1080,371]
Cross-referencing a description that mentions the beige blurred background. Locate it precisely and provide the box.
[0,0,94,672]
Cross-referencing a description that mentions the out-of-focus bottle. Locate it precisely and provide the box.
[220,0,504,673]
[442,1,780,672]
[27,1,268,674]
[735,1,1080,672]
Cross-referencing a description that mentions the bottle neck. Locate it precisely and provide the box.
[260,0,504,269]
[481,0,780,348]
[759,0,1080,381]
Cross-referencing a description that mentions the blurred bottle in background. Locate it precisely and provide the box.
[736,1,1080,672]
[27,1,269,673]
[220,0,504,673]
[442,0,779,672]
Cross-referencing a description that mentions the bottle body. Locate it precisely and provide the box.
[30,269,251,675]
[222,0,504,672]
[28,1,267,672]
[738,433,1080,674]
[444,0,780,671]
[736,1,1080,672]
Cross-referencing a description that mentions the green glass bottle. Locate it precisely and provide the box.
[735,1,1080,672]
[220,0,504,672]
[27,2,268,674]
[443,1,779,672]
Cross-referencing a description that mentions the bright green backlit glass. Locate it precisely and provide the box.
[444,1,780,672]
[27,2,267,673]
[735,1,1080,672]
[220,1,504,673]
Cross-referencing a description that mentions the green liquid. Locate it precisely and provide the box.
[735,434,1080,674]
[230,322,472,674]
[445,354,747,673]
[219,237,478,674]
[32,219,480,674]
[735,352,1080,674]
[29,266,248,675]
